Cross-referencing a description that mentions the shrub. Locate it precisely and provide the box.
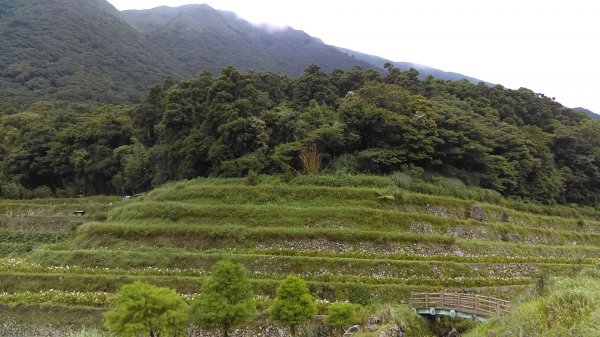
[33,185,54,199]
[329,154,358,174]
[104,281,189,337]
[325,302,359,336]
[270,276,317,336]
[220,152,266,177]
[400,164,425,179]
[246,170,259,186]
[356,148,404,173]
[56,186,77,198]
[390,172,412,189]
[1,183,21,199]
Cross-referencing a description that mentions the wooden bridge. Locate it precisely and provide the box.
[410,292,511,322]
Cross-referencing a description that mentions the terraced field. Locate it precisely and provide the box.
[1,175,600,329]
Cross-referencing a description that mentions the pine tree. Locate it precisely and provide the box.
[190,260,256,337]
[269,275,317,336]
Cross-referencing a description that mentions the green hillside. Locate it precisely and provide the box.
[2,175,600,335]
[0,1,379,109]
[574,107,600,120]
[0,0,488,110]
[0,0,182,110]
[121,5,376,76]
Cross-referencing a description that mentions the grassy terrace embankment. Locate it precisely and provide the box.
[1,174,599,327]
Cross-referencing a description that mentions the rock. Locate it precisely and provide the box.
[500,210,511,222]
[470,204,484,221]
[367,324,379,332]
[453,250,466,257]
[502,233,518,242]
[367,315,381,325]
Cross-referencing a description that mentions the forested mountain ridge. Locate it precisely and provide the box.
[573,107,600,120]
[0,0,374,109]
[120,4,376,76]
[0,0,487,109]
[1,64,599,207]
[335,46,488,84]
[0,0,183,110]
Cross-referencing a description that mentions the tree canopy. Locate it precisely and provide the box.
[1,65,598,205]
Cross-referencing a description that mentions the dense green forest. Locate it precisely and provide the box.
[0,65,597,205]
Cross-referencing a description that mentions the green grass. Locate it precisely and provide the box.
[26,249,569,282]
[0,243,35,256]
[4,174,600,333]
[105,203,600,247]
[465,271,600,337]
[73,222,455,250]
[0,271,441,303]
[0,229,71,244]
[0,302,104,326]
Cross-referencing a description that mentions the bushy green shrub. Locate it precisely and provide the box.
[56,186,78,198]
[246,170,260,186]
[104,281,189,337]
[329,154,358,174]
[33,185,54,199]
[352,305,432,337]
[219,152,267,177]
[325,302,359,335]
[356,148,405,173]
[18,186,33,199]
[390,172,412,189]
[1,182,21,199]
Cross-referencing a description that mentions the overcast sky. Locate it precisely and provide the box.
[107,0,600,114]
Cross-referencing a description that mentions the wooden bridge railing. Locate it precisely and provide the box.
[410,292,511,317]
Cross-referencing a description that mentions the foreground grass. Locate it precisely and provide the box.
[466,270,600,337]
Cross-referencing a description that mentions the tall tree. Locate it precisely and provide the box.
[269,275,317,337]
[190,260,256,337]
[292,64,338,109]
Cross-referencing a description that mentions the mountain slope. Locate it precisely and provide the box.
[336,46,488,84]
[121,5,376,76]
[0,0,182,108]
[573,107,600,120]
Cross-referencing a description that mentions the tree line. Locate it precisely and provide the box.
[0,64,598,205]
